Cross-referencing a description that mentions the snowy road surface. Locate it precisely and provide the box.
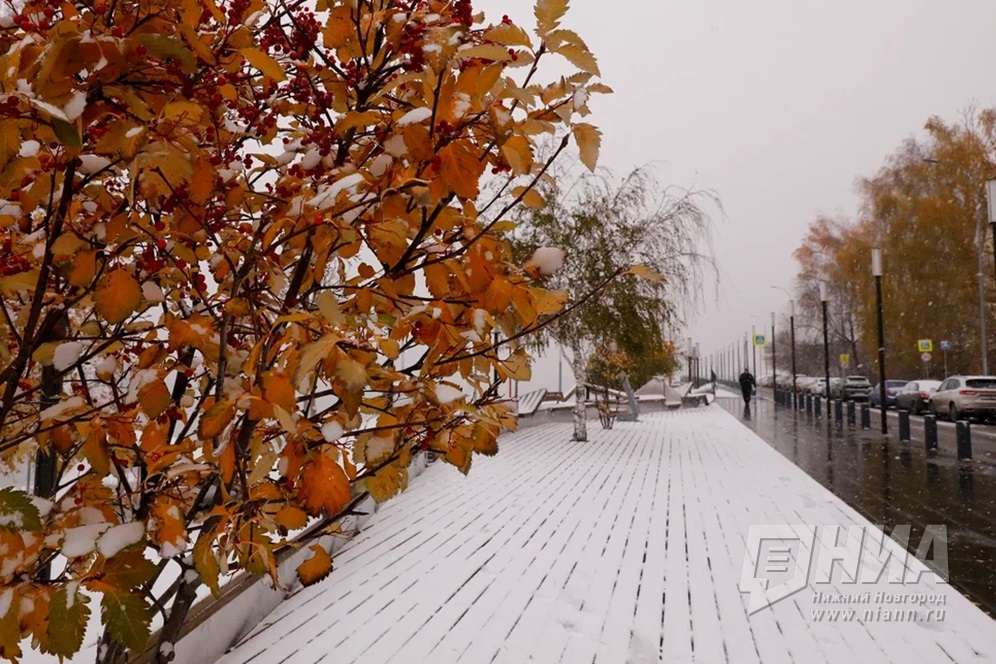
[218,407,995,664]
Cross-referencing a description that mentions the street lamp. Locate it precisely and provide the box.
[820,282,831,404]
[751,324,758,380]
[988,179,996,374]
[770,311,777,400]
[789,300,798,407]
[771,286,798,407]
[873,248,888,434]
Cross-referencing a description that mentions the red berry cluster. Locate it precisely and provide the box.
[0,96,21,118]
[454,0,473,27]
[227,0,251,25]
[399,23,426,72]
[12,2,60,33]
[138,248,164,276]
[259,10,320,60]
[0,236,30,277]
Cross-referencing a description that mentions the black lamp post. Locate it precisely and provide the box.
[789,300,798,407]
[771,312,777,398]
[751,324,758,380]
[820,282,831,403]
[988,180,996,353]
[873,248,888,434]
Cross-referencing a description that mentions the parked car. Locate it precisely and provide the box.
[795,376,817,393]
[842,375,872,401]
[808,378,828,396]
[894,380,942,414]
[869,380,910,409]
[928,376,996,421]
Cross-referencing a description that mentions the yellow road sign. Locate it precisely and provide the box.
[917,339,933,353]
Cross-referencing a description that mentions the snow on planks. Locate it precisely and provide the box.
[218,407,996,664]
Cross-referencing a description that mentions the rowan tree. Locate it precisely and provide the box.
[0,1,608,661]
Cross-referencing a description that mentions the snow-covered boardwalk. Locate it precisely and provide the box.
[219,407,995,664]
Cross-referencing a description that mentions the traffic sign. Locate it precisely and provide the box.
[940,340,952,352]
[917,339,933,353]
[753,334,767,347]
[839,353,850,367]
[921,352,932,363]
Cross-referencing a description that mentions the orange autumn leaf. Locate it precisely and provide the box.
[199,401,235,439]
[263,372,296,413]
[150,496,187,553]
[138,380,171,418]
[67,250,97,287]
[438,140,486,199]
[295,544,332,586]
[95,269,141,324]
[297,453,351,517]
[275,505,309,531]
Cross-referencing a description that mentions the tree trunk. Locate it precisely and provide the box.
[571,343,588,442]
[153,576,199,663]
[95,633,129,664]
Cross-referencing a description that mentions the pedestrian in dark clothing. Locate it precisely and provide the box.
[738,369,756,407]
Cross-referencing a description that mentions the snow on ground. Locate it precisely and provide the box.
[215,407,996,664]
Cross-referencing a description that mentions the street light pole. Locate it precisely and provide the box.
[820,282,831,403]
[873,248,888,434]
[771,312,777,396]
[987,179,996,376]
[751,325,758,380]
[789,300,798,407]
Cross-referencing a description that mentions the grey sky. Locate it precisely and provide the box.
[477,0,996,389]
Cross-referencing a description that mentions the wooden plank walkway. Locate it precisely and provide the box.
[218,407,996,664]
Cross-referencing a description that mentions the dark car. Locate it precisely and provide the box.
[894,380,942,415]
[869,380,909,409]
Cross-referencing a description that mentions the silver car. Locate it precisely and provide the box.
[928,376,996,421]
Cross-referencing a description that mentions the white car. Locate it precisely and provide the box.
[808,378,829,396]
[929,376,996,421]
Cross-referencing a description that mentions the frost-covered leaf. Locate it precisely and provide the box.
[0,488,41,531]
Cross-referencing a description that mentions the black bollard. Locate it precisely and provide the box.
[834,399,843,424]
[847,400,856,427]
[956,420,972,460]
[860,404,870,429]
[898,410,911,442]
[924,414,938,456]
[805,394,812,415]
[815,396,822,418]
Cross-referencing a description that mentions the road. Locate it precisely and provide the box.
[719,394,996,618]
[755,387,996,462]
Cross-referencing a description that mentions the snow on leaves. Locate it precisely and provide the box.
[0,0,605,660]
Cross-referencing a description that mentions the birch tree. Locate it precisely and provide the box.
[513,168,714,441]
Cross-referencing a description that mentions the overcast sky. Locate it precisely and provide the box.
[476,0,996,389]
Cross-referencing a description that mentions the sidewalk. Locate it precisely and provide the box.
[217,407,995,664]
